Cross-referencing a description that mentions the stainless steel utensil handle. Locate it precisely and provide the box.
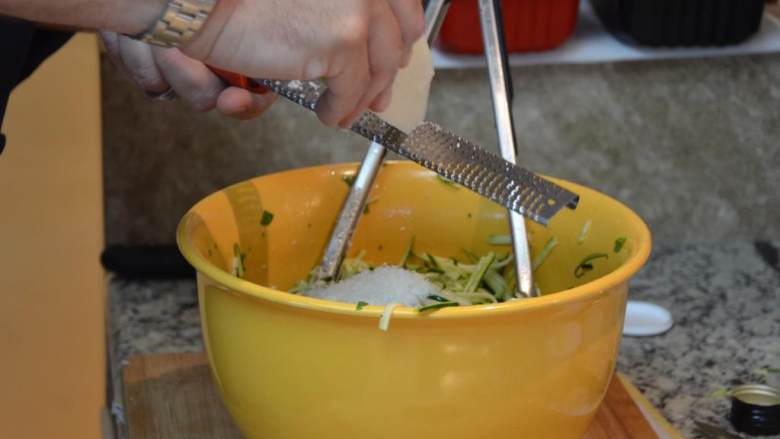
[316,1,452,280]
[424,0,451,45]
[478,0,535,297]
[317,142,386,279]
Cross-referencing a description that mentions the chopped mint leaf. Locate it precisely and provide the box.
[260,210,274,226]
[363,198,378,215]
[356,301,369,311]
[342,175,356,187]
[614,237,627,253]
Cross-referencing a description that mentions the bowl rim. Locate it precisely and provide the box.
[177,162,652,320]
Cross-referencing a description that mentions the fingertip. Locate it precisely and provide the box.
[369,87,393,113]
[217,87,276,120]
[315,93,346,128]
[337,105,367,129]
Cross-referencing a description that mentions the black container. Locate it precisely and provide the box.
[590,0,765,47]
[729,384,780,436]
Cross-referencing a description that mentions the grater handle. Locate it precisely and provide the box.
[209,67,272,95]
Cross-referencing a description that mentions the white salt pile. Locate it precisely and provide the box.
[303,266,439,307]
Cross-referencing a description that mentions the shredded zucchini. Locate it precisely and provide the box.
[379,303,399,331]
[464,253,495,292]
[399,236,416,267]
[487,234,512,245]
[532,237,558,271]
[232,243,246,278]
[577,220,592,244]
[418,302,459,312]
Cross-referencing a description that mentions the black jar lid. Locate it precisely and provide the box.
[730,384,780,436]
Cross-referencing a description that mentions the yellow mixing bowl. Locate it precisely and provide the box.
[177,162,651,439]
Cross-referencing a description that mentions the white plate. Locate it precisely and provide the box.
[432,1,780,69]
[623,301,674,337]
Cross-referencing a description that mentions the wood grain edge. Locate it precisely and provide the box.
[123,354,662,439]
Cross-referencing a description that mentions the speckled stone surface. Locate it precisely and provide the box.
[101,54,780,247]
[108,241,780,438]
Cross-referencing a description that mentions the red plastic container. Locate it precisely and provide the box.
[438,0,580,54]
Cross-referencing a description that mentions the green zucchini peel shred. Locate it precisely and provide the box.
[532,237,558,271]
[574,253,609,278]
[418,301,460,312]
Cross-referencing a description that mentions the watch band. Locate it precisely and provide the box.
[132,0,217,48]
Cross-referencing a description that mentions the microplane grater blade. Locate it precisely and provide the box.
[256,79,579,224]
[258,79,324,110]
[400,122,579,224]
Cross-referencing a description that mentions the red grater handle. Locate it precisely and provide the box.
[209,67,272,95]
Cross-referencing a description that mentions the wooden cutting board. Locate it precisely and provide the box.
[123,353,666,439]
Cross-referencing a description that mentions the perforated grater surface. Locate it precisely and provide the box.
[257,78,579,224]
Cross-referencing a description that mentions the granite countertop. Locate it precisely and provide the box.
[107,241,780,439]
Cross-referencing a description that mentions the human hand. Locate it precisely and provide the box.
[182,0,425,128]
[100,31,277,120]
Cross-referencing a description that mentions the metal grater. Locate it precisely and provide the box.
[257,79,579,224]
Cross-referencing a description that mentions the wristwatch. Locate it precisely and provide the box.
[132,0,217,48]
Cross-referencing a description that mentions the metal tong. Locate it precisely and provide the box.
[318,0,536,297]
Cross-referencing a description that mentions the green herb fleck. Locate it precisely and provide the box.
[356,301,369,311]
[754,367,780,376]
[342,175,357,187]
[708,388,731,398]
[427,295,450,303]
[614,237,627,253]
[260,210,274,226]
[363,198,378,215]
[532,237,558,271]
[418,302,460,313]
[574,253,609,278]
[436,175,458,188]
